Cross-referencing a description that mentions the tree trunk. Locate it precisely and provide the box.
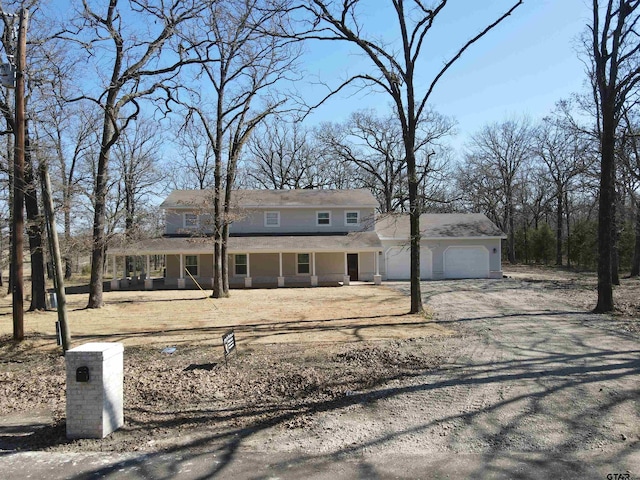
[507,194,516,264]
[565,190,572,268]
[24,131,46,311]
[594,108,615,313]
[211,187,224,298]
[611,187,620,286]
[555,187,563,266]
[64,199,72,280]
[631,201,640,276]
[407,148,423,314]
[87,116,115,309]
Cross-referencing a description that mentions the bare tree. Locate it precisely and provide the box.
[173,0,300,298]
[533,111,592,266]
[169,118,215,190]
[317,108,453,212]
[587,0,640,312]
[619,110,640,276]
[36,101,98,279]
[245,119,328,189]
[113,117,163,238]
[59,0,205,308]
[464,117,533,263]
[292,0,523,313]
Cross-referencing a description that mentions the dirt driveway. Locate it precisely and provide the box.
[1,270,639,479]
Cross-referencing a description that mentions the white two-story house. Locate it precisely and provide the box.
[110,189,384,289]
[108,188,505,289]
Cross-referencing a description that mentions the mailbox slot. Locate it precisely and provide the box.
[76,366,90,382]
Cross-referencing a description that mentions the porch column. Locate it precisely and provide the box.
[311,252,318,287]
[244,253,252,288]
[110,255,120,290]
[343,252,350,286]
[178,254,185,289]
[374,251,382,285]
[144,255,153,290]
[277,252,285,287]
[132,256,138,284]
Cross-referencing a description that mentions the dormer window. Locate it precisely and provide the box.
[345,211,360,225]
[317,211,331,226]
[184,213,198,228]
[265,211,280,227]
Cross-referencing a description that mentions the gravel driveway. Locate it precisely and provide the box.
[248,277,640,478]
[1,276,639,479]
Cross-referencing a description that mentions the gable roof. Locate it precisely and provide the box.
[160,189,379,209]
[376,213,506,239]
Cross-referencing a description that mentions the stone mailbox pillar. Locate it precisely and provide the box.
[65,342,124,439]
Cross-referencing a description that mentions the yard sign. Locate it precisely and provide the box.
[222,330,236,365]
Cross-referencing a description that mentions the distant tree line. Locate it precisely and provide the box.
[0,0,637,330]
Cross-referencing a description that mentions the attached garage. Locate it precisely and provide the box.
[443,246,489,279]
[385,245,432,280]
[377,213,505,280]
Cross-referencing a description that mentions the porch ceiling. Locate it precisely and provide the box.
[109,232,382,256]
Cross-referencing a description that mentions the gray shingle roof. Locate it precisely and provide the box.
[110,232,382,255]
[376,213,505,239]
[160,189,379,209]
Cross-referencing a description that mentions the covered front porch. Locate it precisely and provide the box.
[107,233,383,290]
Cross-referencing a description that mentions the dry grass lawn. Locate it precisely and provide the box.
[0,285,450,351]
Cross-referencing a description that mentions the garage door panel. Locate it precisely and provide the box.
[444,246,489,279]
[385,245,432,280]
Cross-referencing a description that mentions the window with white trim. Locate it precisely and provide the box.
[297,253,310,274]
[184,213,198,228]
[345,211,360,225]
[316,211,331,226]
[185,255,198,276]
[265,211,280,227]
[235,254,247,276]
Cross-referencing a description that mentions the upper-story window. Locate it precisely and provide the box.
[184,213,198,228]
[264,211,280,227]
[345,211,360,226]
[316,211,331,226]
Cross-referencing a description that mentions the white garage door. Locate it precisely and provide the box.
[444,246,489,279]
[385,245,432,280]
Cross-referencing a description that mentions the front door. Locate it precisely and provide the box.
[347,253,359,281]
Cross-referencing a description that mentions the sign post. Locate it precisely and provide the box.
[222,330,236,366]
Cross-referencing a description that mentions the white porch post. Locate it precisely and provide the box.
[374,251,382,285]
[244,253,252,288]
[132,256,138,283]
[311,252,318,287]
[343,252,350,286]
[110,255,120,290]
[277,252,285,287]
[144,255,153,290]
[178,254,185,289]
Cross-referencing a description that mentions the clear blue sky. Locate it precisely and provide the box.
[301,0,591,147]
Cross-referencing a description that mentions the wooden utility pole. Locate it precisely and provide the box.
[11,8,28,341]
[40,161,71,352]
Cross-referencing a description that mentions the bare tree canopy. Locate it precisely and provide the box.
[586,0,640,312]
[290,0,523,313]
